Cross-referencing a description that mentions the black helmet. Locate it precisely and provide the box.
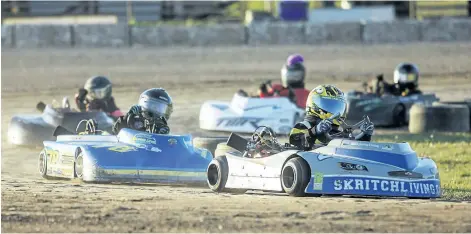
[138,88,173,121]
[84,76,112,100]
[393,63,419,88]
[281,54,305,88]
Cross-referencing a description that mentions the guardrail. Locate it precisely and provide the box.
[2,18,470,48]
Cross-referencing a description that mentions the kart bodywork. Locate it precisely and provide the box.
[39,128,213,185]
[345,91,439,127]
[207,134,441,198]
[8,99,114,147]
[199,93,304,135]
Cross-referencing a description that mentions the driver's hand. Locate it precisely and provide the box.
[259,83,268,94]
[127,114,144,130]
[315,119,332,134]
[77,88,88,102]
[360,121,374,136]
[128,105,142,116]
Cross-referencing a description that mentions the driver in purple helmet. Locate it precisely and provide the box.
[258,54,311,108]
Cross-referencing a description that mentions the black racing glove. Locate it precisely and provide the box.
[126,113,144,130]
[128,105,142,116]
[259,80,273,94]
[376,74,384,81]
[259,83,268,94]
[77,88,88,103]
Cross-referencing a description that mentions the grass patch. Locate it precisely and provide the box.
[374,132,471,201]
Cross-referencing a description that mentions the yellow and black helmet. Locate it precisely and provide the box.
[306,85,347,126]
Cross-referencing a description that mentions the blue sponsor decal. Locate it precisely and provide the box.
[132,133,156,145]
[306,175,440,198]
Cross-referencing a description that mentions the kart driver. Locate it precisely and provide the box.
[75,76,124,119]
[289,84,374,150]
[369,63,422,97]
[112,88,173,135]
[258,54,310,108]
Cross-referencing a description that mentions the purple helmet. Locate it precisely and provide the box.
[286,54,304,66]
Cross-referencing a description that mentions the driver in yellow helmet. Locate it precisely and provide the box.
[289,84,374,150]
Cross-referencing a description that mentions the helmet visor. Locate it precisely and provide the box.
[138,98,169,119]
[312,95,347,117]
[88,85,110,99]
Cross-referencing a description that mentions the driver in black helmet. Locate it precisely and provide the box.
[112,88,173,135]
[75,76,123,119]
[368,63,421,97]
[391,63,421,96]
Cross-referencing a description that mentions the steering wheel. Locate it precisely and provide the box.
[323,113,371,142]
[245,126,283,154]
[76,119,104,135]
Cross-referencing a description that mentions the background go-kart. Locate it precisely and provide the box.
[2,44,471,232]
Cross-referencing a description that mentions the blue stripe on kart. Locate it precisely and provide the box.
[335,148,418,170]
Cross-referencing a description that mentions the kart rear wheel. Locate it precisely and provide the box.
[206,156,247,194]
[74,152,84,179]
[281,157,310,197]
[392,104,406,127]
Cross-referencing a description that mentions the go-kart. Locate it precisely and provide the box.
[206,114,441,198]
[199,92,304,135]
[8,97,114,147]
[39,117,213,185]
[345,90,439,127]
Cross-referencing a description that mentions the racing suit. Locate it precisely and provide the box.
[112,105,170,135]
[369,75,422,97]
[75,88,123,119]
[259,82,310,109]
[289,116,372,150]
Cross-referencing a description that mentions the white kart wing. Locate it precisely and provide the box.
[223,150,300,191]
[199,93,304,135]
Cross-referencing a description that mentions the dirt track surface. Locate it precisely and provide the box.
[2,43,471,233]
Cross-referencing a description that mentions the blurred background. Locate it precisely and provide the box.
[2,0,470,25]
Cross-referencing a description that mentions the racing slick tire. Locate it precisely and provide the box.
[38,150,48,179]
[206,156,246,194]
[74,151,84,179]
[392,104,406,127]
[409,103,470,133]
[193,137,228,157]
[38,150,58,180]
[281,157,311,197]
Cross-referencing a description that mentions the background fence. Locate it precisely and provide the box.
[2,18,471,48]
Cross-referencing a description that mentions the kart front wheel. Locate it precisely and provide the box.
[38,150,58,180]
[38,150,48,178]
[281,157,310,197]
[74,152,84,179]
[207,156,228,192]
[206,156,247,194]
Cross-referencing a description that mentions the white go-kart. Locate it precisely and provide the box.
[199,92,305,135]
